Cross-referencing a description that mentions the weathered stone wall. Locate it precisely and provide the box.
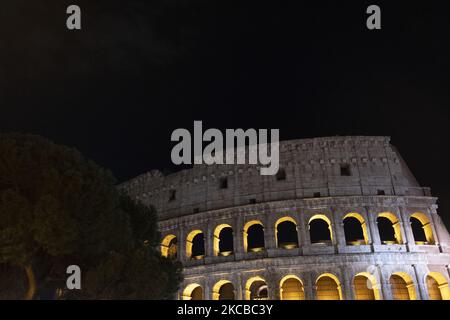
[121,136,450,300]
[120,136,430,221]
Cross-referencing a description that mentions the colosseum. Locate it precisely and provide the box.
[120,136,450,300]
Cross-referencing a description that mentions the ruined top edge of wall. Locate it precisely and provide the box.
[118,136,392,189]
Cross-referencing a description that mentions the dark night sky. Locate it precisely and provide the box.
[1,1,449,227]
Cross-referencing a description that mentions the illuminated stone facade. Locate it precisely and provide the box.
[120,136,450,300]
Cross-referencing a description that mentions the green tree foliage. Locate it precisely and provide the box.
[0,133,182,299]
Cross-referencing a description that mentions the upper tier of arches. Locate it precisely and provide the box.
[161,208,444,263]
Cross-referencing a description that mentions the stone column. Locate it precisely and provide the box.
[412,264,427,300]
[179,227,187,263]
[335,222,347,247]
[399,207,416,250]
[372,264,385,300]
[447,265,450,281]
[296,221,303,247]
[341,269,353,300]
[265,225,277,252]
[427,209,440,245]
[268,279,279,300]
[298,213,311,251]
[303,274,314,300]
[381,281,393,300]
[366,207,381,247]
[396,220,407,245]
[331,208,346,248]
[205,226,213,258]
[378,267,393,300]
[360,208,373,244]
[429,206,447,250]
[236,273,243,300]
[204,278,212,300]
[234,215,245,258]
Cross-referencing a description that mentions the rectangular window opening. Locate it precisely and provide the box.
[340,164,351,176]
[219,177,228,189]
[169,189,176,201]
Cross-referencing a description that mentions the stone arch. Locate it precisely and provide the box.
[243,220,265,252]
[212,280,235,300]
[410,212,435,244]
[161,234,177,258]
[377,212,403,244]
[316,273,343,300]
[275,216,299,249]
[213,224,234,256]
[390,272,417,300]
[343,213,369,245]
[309,214,333,245]
[280,275,305,300]
[182,283,203,300]
[353,272,381,300]
[426,272,450,300]
[245,276,268,300]
[186,229,205,259]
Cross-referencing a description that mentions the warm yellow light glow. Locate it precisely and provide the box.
[309,214,333,242]
[427,272,450,300]
[390,272,416,300]
[275,216,297,228]
[343,212,369,245]
[411,212,435,244]
[213,223,233,256]
[275,216,299,248]
[186,229,203,259]
[280,275,305,300]
[353,272,381,300]
[243,220,264,252]
[182,283,203,300]
[212,280,235,300]
[316,273,343,300]
[379,212,403,244]
[281,243,297,249]
[245,276,267,300]
[161,234,177,258]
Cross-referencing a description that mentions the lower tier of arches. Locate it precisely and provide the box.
[179,262,450,300]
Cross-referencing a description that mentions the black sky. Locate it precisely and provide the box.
[1,1,449,227]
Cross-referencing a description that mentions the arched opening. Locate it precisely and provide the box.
[244,221,265,252]
[353,273,381,300]
[316,273,343,300]
[213,224,234,256]
[309,215,333,245]
[390,273,416,300]
[161,234,177,258]
[377,212,403,245]
[410,213,435,245]
[212,280,235,300]
[186,230,205,259]
[343,213,368,245]
[182,283,203,300]
[245,276,268,300]
[280,275,305,300]
[426,272,450,300]
[275,217,299,249]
